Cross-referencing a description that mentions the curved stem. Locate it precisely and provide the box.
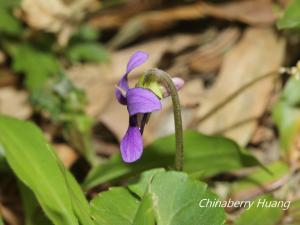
[145,68,184,171]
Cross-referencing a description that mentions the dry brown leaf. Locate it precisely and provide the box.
[179,78,204,108]
[168,28,240,76]
[0,68,17,87]
[188,28,240,73]
[202,0,276,26]
[67,64,113,117]
[21,0,72,32]
[88,0,163,29]
[165,34,201,54]
[0,203,21,225]
[53,144,79,168]
[229,173,289,202]
[93,139,119,156]
[0,50,6,65]
[107,0,276,48]
[21,0,95,45]
[96,0,274,30]
[251,126,274,145]
[0,87,32,119]
[167,29,219,78]
[195,28,285,146]
[288,134,300,171]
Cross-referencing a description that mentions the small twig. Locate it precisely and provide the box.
[212,117,258,135]
[0,203,20,225]
[188,69,281,128]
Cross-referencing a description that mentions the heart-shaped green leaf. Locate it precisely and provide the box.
[91,187,143,225]
[83,131,261,190]
[91,170,225,225]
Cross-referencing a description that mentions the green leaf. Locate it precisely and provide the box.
[129,169,163,225]
[0,115,79,225]
[288,199,300,224]
[0,0,20,8]
[30,88,62,120]
[11,44,60,90]
[30,75,87,121]
[272,76,300,155]
[0,147,9,172]
[128,168,166,197]
[67,43,109,63]
[272,101,300,150]
[229,161,289,200]
[83,131,261,190]
[18,181,53,225]
[282,76,300,105]
[234,194,284,225]
[277,0,300,30]
[147,171,225,225]
[90,170,225,225]
[29,73,95,164]
[0,215,3,225]
[132,193,155,225]
[91,187,141,225]
[64,171,95,225]
[73,25,99,42]
[0,8,22,35]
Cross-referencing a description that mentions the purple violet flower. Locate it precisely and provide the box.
[115,51,184,163]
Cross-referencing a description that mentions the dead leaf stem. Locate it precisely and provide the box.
[189,69,282,128]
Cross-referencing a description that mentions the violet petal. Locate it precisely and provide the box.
[115,51,149,104]
[115,86,127,105]
[172,77,185,90]
[127,51,149,73]
[120,116,143,163]
[126,88,162,116]
[162,77,185,98]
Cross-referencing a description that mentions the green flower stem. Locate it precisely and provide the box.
[145,68,184,171]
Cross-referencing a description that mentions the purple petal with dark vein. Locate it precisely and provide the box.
[126,88,162,116]
[127,51,149,73]
[120,117,143,163]
[115,51,149,104]
[139,113,148,134]
[115,86,127,105]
